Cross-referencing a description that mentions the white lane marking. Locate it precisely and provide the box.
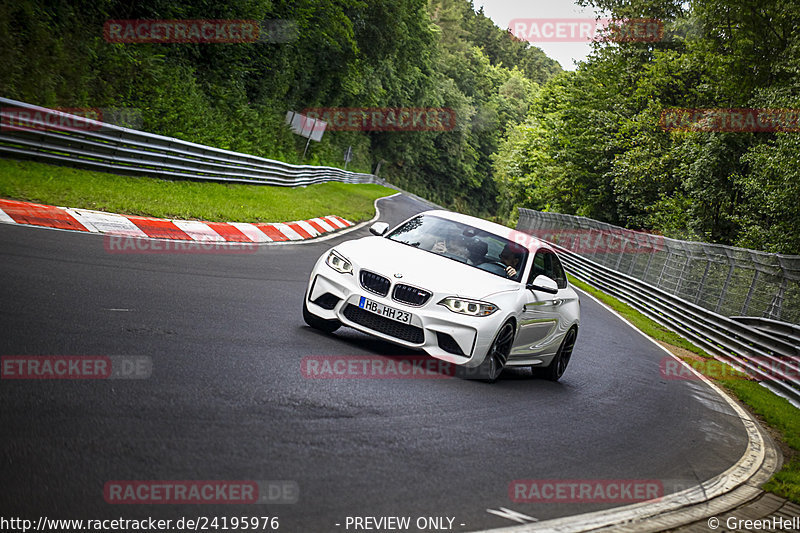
[295,220,320,237]
[0,206,17,225]
[486,508,538,524]
[68,209,148,237]
[172,220,225,241]
[229,222,272,242]
[273,222,304,240]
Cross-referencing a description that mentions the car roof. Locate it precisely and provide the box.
[417,209,546,254]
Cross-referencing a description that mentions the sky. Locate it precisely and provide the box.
[475,0,607,71]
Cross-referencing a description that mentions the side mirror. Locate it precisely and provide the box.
[527,275,558,294]
[369,222,389,236]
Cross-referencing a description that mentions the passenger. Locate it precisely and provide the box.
[431,228,468,258]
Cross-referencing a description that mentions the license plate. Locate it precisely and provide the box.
[358,296,412,324]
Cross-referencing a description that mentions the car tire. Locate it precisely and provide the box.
[533,327,577,381]
[302,298,341,333]
[478,321,515,383]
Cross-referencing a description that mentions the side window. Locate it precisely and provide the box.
[547,252,568,289]
[527,249,568,289]
[527,251,547,285]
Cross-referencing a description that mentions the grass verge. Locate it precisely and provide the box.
[568,275,800,504]
[0,158,396,223]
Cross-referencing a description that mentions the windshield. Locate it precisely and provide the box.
[386,214,527,282]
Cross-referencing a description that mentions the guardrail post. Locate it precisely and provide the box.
[614,240,625,270]
[656,252,670,290]
[741,270,760,316]
[642,247,655,281]
[716,261,736,314]
[675,255,690,295]
[588,227,599,261]
[694,261,711,305]
[627,248,638,275]
[765,279,786,320]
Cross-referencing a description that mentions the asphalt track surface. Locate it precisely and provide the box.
[0,194,750,532]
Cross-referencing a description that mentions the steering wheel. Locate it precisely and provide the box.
[478,261,509,276]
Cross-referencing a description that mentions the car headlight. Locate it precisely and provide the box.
[325,250,353,274]
[438,297,498,316]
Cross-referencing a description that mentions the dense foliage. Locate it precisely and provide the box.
[0,0,559,218]
[493,0,800,253]
[4,0,797,253]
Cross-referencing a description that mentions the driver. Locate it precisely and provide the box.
[499,243,524,278]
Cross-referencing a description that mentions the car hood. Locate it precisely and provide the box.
[335,236,519,299]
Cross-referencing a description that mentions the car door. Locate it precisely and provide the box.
[511,248,570,357]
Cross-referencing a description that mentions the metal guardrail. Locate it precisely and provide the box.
[517,208,800,325]
[0,97,380,187]
[516,210,800,404]
[731,316,800,347]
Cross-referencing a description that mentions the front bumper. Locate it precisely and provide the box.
[305,265,506,367]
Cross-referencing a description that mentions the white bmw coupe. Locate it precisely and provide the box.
[303,210,580,382]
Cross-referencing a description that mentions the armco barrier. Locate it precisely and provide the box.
[517,208,800,324]
[731,316,800,346]
[0,97,380,187]
[517,209,800,404]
